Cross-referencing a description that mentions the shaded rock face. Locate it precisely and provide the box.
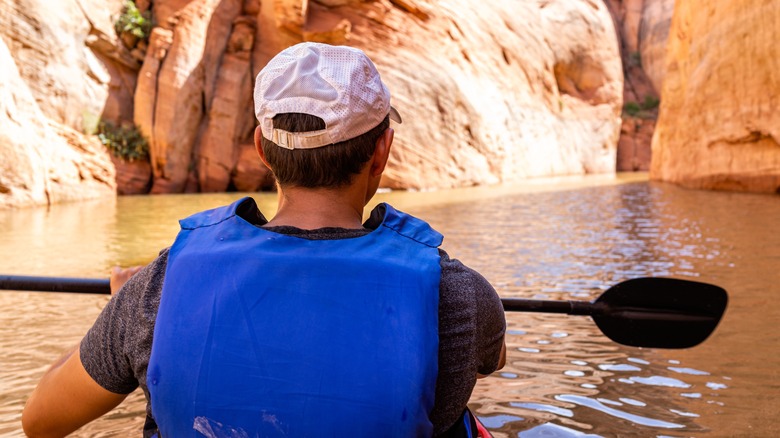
[606,0,673,172]
[636,0,674,95]
[137,0,623,192]
[0,0,119,208]
[650,0,780,194]
[608,0,673,94]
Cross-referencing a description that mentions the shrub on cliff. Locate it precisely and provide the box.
[115,1,152,43]
[98,121,150,162]
[623,95,660,119]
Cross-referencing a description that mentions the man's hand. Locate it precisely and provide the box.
[110,265,143,295]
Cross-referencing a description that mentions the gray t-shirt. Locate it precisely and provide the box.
[80,205,505,436]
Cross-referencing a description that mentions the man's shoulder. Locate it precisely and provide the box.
[438,249,498,306]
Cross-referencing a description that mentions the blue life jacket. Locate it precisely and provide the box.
[148,197,442,437]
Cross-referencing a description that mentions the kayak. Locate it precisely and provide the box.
[475,416,492,438]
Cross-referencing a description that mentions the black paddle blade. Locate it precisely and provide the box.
[592,277,728,349]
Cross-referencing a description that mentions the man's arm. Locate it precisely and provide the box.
[477,340,506,379]
[22,263,151,436]
[22,345,128,437]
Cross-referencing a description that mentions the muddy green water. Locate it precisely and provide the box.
[1,174,778,437]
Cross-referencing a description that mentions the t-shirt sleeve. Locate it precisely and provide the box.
[439,249,506,375]
[440,250,506,374]
[473,270,506,375]
[79,250,168,394]
[432,249,506,433]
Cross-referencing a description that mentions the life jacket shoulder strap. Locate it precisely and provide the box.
[178,197,252,230]
[378,203,443,248]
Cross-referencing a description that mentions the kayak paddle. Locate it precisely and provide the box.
[0,275,726,349]
[501,277,727,349]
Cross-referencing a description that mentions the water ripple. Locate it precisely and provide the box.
[555,394,684,429]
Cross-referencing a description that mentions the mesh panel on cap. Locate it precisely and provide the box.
[265,49,339,103]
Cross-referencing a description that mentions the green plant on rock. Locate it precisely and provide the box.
[623,95,661,119]
[115,1,152,41]
[98,121,150,162]
[623,101,641,117]
[641,95,659,110]
[628,51,642,67]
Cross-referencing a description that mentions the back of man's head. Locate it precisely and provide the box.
[253,43,401,188]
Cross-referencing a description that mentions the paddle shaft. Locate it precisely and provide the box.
[0,276,659,319]
[0,275,110,294]
[501,298,596,315]
[0,276,604,314]
[500,298,712,322]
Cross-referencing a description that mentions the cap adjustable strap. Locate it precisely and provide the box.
[272,128,333,150]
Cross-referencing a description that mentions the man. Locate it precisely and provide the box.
[23,42,506,437]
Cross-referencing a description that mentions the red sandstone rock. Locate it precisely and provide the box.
[232,143,274,192]
[110,155,152,195]
[144,1,243,193]
[616,117,653,171]
[651,0,780,193]
[134,27,173,171]
[138,0,248,193]
[195,17,256,192]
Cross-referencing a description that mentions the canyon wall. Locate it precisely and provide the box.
[136,0,623,193]
[313,0,623,190]
[1,0,624,207]
[0,0,123,208]
[650,0,780,193]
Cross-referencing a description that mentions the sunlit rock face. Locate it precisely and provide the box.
[137,0,623,192]
[650,0,780,193]
[327,0,624,189]
[0,0,118,208]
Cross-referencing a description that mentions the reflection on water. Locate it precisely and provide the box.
[1,176,778,437]
[429,182,779,437]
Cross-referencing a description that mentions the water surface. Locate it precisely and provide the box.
[1,175,778,437]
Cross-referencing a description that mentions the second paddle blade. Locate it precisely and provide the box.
[592,277,728,349]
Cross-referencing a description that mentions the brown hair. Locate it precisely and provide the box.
[261,113,390,188]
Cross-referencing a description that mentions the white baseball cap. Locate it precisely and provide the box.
[254,42,402,150]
